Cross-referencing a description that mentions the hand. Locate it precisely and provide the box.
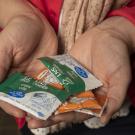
[69,17,134,124]
[27,16,135,128]
[0,1,58,118]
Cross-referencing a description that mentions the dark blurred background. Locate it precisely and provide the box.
[0,108,21,135]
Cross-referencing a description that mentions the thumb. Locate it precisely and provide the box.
[100,79,130,124]
[0,33,13,81]
[100,97,118,124]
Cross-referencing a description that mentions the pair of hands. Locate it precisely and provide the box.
[0,1,134,129]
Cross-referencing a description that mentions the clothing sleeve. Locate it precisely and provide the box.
[29,0,63,32]
[108,0,135,26]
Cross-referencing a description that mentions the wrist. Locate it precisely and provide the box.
[96,17,135,54]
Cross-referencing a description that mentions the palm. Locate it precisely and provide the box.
[69,29,131,123]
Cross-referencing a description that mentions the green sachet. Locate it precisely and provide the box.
[0,54,103,120]
[39,54,102,94]
[0,72,70,120]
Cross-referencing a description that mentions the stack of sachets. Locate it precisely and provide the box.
[0,54,107,120]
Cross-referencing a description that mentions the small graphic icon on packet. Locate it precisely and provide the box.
[8,89,25,98]
[74,66,88,78]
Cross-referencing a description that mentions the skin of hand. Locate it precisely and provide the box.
[0,0,58,118]
[27,16,135,129]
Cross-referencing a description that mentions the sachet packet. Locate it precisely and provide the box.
[0,54,104,119]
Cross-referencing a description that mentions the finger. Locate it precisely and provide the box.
[50,112,91,124]
[100,97,117,124]
[24,59,45,77]
[0,101,25,118]
[100,86,129,124]
[28,112,91,129]
[100,67,131,124]
[0,33,12,81]
[28,118,58,129]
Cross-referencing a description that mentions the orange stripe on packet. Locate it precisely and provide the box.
[58,99,101,113]
[35,66,102,114]
[76,91,95,98]
[36,68,64,90]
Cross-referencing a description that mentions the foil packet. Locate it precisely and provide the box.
[0,54,104,119]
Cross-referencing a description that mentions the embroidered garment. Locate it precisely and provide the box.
[59,0,130,52]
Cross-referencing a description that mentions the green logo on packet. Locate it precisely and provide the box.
[39,57,86,95]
